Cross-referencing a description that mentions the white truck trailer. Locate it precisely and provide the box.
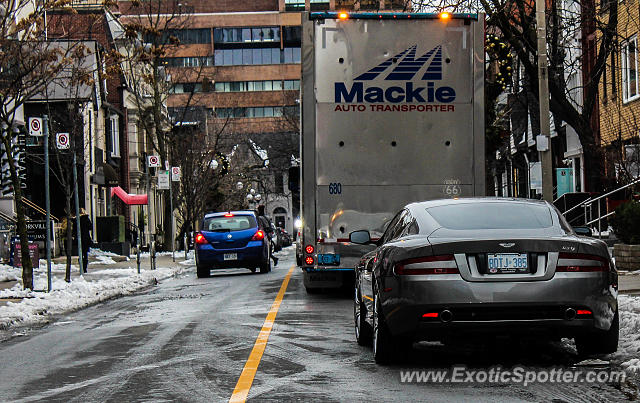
[300,11,485,292]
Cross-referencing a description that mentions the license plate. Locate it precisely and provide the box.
[224,253,238,261]
[317,254,340,265]
[487,253,528,274]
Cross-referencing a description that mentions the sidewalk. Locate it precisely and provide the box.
[0,251,193,331]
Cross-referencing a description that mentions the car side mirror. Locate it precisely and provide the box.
[573,226,592,237]
[349,230,371,244]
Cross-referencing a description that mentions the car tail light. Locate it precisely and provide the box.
[305,245,315,254]
[305,256,314,265]
[251,230,265,241]
[224,213,234,217]
[556,253,609,272]
[422,312,439,318]
[394,255,458,275]
[577,309,592,316]
[195,233,208,245]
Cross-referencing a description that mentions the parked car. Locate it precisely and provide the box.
[195,211,271,278]
[351,198,618,364]
[270,222,283,252]
[279,229,292,247]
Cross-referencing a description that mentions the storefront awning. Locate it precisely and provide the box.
[110,186,148,205]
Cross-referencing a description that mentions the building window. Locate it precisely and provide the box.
[215,106,295,119]
[145,28,211,45]
[622,35,639,102]
[109,115,120,157]
[285,0,305,11]
[212,48,301,66]
[214,27,280,43]
[310,0,329,11]
[213,80,299,92]
[162,56,214,67]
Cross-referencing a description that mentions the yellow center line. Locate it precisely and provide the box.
[229,265,295,403]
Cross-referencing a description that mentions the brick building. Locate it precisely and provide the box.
[598,0,640,182]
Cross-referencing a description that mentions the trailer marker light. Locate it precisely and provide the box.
[305,245,315,254]
[305,256,315,265]
[577,309,592,316]
[440,12,450,20]
[338,12,349,20]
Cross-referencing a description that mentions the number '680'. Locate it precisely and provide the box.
[329,183,342,194]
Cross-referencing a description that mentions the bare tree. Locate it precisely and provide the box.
[117,0,218,247]
[0,0,87,289]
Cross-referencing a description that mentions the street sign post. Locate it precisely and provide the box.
[158,170,170,190]
[56,133,70,149]
[28,117,42,136]
[148,155,160,168]
[171,166,181,181]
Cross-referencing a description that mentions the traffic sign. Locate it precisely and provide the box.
[158,170,170,189]
[56,133,70,149]
[171,166,181,181]
[148,155,160,167]
[28,117,42,136]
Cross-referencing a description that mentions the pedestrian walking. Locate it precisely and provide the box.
[256,205,278,267]
[78,208,93,273]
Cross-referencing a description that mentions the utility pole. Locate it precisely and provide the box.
[73,152,83,274]
[536,0,554,202]
[43,115,52,291]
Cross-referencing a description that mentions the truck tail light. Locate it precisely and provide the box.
[305,245,315,254]
[305,256,314,265]
[251,230,265,241]
[556,253,609,272]
[394,255,458,275]
[195,233,208,245]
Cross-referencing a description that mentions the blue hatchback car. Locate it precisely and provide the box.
[195,211,271,278]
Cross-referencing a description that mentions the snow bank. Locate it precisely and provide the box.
[0,265,20,282]
[0,265,186,330]
[618,295,640,372]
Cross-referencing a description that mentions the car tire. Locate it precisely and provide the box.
[373,291,405,365]
[196,265,210,278]
[575,310,619,356]
[354,287,373,346]
[250,267,257,273]
[260,257,271,274]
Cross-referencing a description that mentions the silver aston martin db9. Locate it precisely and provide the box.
[351,198,618,364]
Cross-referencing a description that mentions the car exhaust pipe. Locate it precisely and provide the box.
[440,309,453,323]
[564,308,576,321]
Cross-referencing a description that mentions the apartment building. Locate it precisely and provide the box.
[598,0,640,182]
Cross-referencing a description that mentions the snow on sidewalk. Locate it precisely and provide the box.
[618,295,640,373]
[0,259,187,330]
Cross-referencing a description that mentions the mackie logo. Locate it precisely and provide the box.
[335,45,456,104]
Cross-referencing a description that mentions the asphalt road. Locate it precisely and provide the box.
[0,248,636,402]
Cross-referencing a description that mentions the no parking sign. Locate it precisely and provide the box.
[56,133,70,149]
[147,155,160,167]
[28,117,42,136]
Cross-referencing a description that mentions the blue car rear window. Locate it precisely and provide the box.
[203,215,257,232]
[426,202,553,230]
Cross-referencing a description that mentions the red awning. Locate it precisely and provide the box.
[110,186,148,205]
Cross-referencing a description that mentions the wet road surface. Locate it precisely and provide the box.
[0,248,636,402]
